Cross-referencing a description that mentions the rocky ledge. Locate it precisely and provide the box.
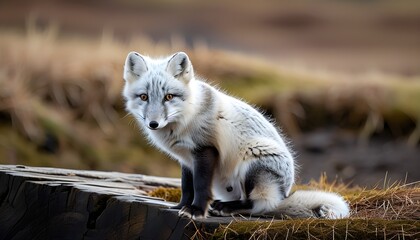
[0,165,230,240]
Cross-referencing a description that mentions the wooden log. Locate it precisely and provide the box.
[0,165,228,240]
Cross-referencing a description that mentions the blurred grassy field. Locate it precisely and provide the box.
[0,24,419,181]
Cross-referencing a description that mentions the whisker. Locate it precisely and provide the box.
[133,112,146,120]
[121,112,131,119]
[167,110,181,118]
[128,118,137,128]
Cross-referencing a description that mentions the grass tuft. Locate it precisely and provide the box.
[148,187,181,203]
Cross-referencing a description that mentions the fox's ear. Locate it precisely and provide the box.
[124,52,148,83]
[166,52,193,82]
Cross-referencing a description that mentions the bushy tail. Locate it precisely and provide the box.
[268,190,350,219]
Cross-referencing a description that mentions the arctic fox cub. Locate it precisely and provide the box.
[123,51,350,219]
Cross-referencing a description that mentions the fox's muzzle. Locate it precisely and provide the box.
[144,102,167,130]
[148,121,159,130]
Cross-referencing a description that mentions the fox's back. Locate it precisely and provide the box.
[211,86,288,157]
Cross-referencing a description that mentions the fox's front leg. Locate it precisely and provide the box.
[178,146,218,219]
[171,165,194,210]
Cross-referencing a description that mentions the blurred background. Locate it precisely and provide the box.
[0,0,419,186]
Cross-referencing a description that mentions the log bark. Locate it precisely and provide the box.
[0,165,226,240]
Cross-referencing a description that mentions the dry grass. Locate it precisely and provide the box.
[213,219,420,240]
[149,187,181,203]
[149,177,420,239]
[296,174,420,220]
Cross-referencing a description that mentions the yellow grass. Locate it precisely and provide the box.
[149,176,420,239]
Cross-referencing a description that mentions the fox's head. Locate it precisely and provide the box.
[123,52,194,130]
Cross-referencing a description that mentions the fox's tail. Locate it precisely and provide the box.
[267,190,350,219]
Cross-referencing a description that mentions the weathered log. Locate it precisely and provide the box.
[0,165,228,240]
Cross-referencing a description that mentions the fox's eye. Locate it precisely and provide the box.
[164,94,173,101]
[138,94,148,101]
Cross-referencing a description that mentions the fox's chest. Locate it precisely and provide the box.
[147,128,198,167]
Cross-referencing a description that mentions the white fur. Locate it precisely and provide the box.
[278,190,350,219]
[249,178,283,214]
[123,51,350,219]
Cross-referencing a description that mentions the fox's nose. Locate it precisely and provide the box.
[149,121,159,129]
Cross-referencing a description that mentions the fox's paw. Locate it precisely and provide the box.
[178,205,206,219]
[208,200,232,217]
[170,203,186,210]
[313,205,336,219]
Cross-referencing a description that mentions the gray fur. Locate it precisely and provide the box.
[123,51,350,219]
